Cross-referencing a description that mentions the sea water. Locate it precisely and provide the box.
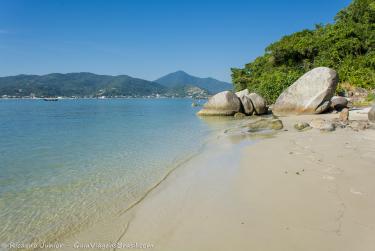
[0,98,228,247]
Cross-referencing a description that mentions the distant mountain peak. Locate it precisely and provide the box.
[155,71,232,94]
[173,70,189,75]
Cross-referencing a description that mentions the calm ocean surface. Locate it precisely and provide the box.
[0,98,225,246]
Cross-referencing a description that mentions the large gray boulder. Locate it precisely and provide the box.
[273,67,338,116]
[235,89,254,115]
[197,91,241,116]
[369,106,375,122]
[249,93,267,115]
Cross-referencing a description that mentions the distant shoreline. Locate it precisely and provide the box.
[0,96,208,100]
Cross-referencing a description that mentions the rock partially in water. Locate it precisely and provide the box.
[197,91,241,116]
[247,118,283,132]
[369,106,375,122]
[273,67,338,116]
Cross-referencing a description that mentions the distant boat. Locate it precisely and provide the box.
[43,98,58,101]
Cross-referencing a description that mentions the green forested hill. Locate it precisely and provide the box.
[0,73,168,97]
[231,0,375,103]
[0,71,229,98]
[155,71,232,94]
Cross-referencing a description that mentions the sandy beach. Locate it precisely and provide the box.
[55,109,375,251]
[2,1,374,250]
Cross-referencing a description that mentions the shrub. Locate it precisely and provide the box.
[232,0,375,104]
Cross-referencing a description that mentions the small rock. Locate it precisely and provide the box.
[315,100,331,114]
[247,118,284,132]
[310,118,335,132]
[234,112,246,119]
[321,123,336,132]
[369,106,375,122]
[349,120,369,131]
[309,118,325,128]
[294,122,310,131]
[331,96,349,111]
[339,108,349,122]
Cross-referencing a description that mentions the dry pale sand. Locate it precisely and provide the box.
[56,109,375,251]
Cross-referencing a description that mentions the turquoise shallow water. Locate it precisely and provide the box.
[0,98,220,246]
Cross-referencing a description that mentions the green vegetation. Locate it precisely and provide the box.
[0,73,167,97]
[366,93,375,102]
[353,93,375,106]
[0,71,226,98]
[231,0,375,103]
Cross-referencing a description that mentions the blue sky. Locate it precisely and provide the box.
[0,0,351,82]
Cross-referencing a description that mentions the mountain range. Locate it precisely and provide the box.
[155,70,232,94]
[0,71,232,98]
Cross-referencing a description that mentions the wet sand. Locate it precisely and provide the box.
[55,110,375,251]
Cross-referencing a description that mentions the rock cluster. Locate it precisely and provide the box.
[235,89,254,115]
[294,109,373,132]
[197,67,374,137]
[197,90,267,117]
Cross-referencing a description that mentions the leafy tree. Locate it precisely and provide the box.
[232,0,375,103]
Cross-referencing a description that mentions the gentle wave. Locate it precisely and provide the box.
[0,99,232,249]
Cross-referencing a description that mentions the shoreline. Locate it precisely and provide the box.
[14,129,217,251]
[47,118,250,251]
[0,98,219,251]
[52,109,375,251]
